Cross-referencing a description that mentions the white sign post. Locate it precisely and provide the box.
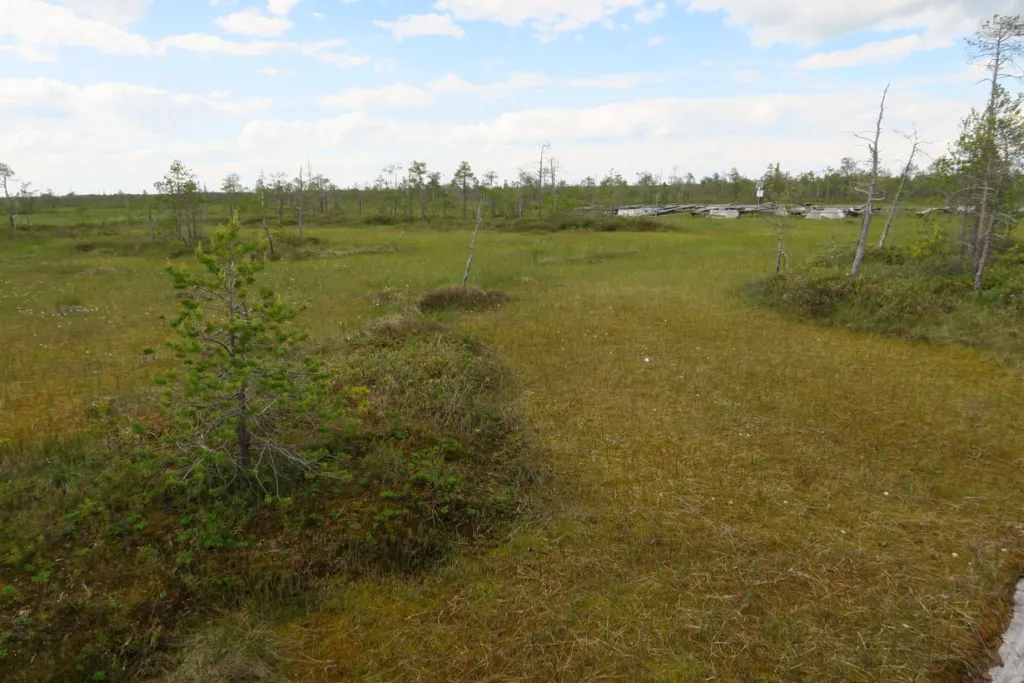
[755,182,765,205]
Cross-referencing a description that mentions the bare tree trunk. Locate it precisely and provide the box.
[851,84,889,277]
[537,143,549,219]
[550,158,559,216]
[295,166,305,240]
[878,130,920,248]
[262,218,275,257]
[974,210,998,291]
[973,40,1004,268]
[775,222,787,273]
[462,203,484,286]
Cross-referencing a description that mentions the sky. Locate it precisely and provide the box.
[0,0,1017,194]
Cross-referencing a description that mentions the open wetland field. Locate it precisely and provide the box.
[2,212,1023,681]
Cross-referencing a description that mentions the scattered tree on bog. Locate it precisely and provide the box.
[156,211,349,497]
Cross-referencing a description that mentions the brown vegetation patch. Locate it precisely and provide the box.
[416,285,510,313]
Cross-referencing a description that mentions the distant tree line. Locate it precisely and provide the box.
[0,154,978,238]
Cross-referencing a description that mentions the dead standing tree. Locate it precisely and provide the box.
[878,126,926,248]
[294,165,306,241]
[850,83,889,277]
[549,157,561,216]
[536,142,551,219]
[462,202,484,286]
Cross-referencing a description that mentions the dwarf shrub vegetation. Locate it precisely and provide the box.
[0,219,536,682]
[750,221,1024,360]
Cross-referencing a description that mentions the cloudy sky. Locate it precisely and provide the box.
[0,0,1015,193]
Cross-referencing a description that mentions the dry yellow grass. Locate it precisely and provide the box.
[2,217,1023,680]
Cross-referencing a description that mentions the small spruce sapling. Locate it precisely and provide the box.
[157,211,349,496]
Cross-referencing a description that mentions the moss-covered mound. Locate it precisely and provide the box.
[0,316,539,682]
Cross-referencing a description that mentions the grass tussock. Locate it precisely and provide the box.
[0,315,538,682]
[416,285,510,313]
[152,611,288,683]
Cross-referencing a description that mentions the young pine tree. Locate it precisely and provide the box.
[158,212,348,496]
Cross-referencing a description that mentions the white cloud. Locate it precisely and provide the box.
[216,8,293,37]
[267,0,300,16]
[319,83,434,109]
[313,70,670,113]
[797,33,954,69]
[259,66,293,75]
[374,13,466,40]
[647,35,665,45]
[2,0,153,59]
[233,88,965,173]
[315,72,551,109]
[683,0,1009,47]
[312,11,324,18]
[433,0,645,33]
[1,1,367,65]
[428,71,550,98]
[156,34,369,66]
[566,72,672,88]
[238,112,373,149]
[0,77,270,123]
[61,0,150,24]
[159,33,280,56]
[634,2,666,23]
[3,80,973,194]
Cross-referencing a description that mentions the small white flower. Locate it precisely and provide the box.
[952,552,959,558]
[883,491,890,496]
[644,357,650,363]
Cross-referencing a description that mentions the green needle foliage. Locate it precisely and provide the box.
[158,211,349,497]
